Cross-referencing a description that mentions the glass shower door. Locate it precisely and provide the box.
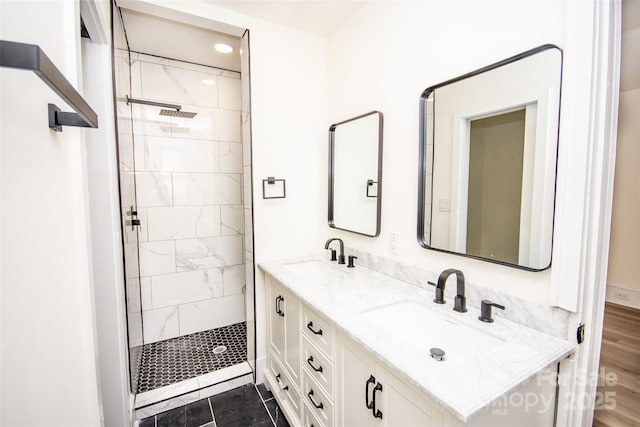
[113,4,144,393]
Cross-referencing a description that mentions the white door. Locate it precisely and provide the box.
[378,368,446,427]
[268,279,286,362]
[337,338,382,427]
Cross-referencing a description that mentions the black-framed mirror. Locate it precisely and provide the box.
[418,45,562,271]
[329,111,383,237]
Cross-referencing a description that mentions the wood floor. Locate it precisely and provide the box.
[592,302,640,427]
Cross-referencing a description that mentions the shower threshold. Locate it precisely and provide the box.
[135,361,252,410]
[135,322,251,410]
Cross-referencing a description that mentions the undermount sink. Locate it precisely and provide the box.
[359,300,504,363]
[281,260,346,282]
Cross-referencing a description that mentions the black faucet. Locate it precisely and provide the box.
[428,269,467,313]
[325,238,345,264]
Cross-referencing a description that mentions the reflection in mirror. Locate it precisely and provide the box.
[418,45,562,270]
[329,111,383,237]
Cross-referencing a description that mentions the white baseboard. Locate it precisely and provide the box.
[605,283,640,310]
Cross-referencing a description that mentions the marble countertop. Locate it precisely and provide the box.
[259,256,575,423]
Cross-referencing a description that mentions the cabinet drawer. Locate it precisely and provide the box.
[302,400,326,427]
[267,352,301,418]
[302,369,334,427]
[302,305,334,357]
[302,336,334,397]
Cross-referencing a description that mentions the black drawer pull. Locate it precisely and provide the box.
[275,373,288,391]
[307,321,323,335]
[365,374,375,410]
[372,382,383,419]
[307,389,324,409]
[307,355,323,373]
[275,295,285,317]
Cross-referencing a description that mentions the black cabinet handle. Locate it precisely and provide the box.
[307,389,324,409]
[275,373,288,391]
[307,321,323,335]
[307,355,323,373]
[275,295,284,317]
[365,375,375,410]
[372,382,383,419]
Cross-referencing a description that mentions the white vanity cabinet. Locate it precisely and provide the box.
[263,272,559,427]
[336,334,448,427]
[266,275,449,427]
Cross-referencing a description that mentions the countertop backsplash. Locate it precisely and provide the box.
[345,247,571,339]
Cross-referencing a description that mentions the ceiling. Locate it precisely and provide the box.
[118,1,366,73]
[202,0,366,36]
[120,9,242,71]
[120,1,638,90]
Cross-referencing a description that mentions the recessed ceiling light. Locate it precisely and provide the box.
[202,79,216,86]
[214,43,233,54]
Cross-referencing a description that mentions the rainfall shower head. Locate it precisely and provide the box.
[159,109,198,119]
[126,96,198,119]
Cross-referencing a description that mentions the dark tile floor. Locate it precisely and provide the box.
[139,383,290,427]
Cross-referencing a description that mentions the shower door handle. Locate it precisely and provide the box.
[127,206,141,231]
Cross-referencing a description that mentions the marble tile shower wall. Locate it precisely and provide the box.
[129,53,245,344]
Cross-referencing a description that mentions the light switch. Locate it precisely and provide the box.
[439,199,450,212]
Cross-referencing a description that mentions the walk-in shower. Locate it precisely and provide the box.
[111,2,255,415]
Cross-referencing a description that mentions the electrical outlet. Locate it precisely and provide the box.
[614,290,630,301]
[390,232,399,256]
[439,198,450,212]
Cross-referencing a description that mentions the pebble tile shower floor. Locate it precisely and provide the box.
[137,322,247,393]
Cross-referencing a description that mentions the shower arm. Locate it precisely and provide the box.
[126,96,181,111]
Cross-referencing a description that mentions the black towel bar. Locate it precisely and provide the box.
[0,40,98,131]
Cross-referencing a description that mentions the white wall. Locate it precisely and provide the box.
[0,0,102,425]
[606,88,640,308]
[118,0,328,377]
[326,0,570,305]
